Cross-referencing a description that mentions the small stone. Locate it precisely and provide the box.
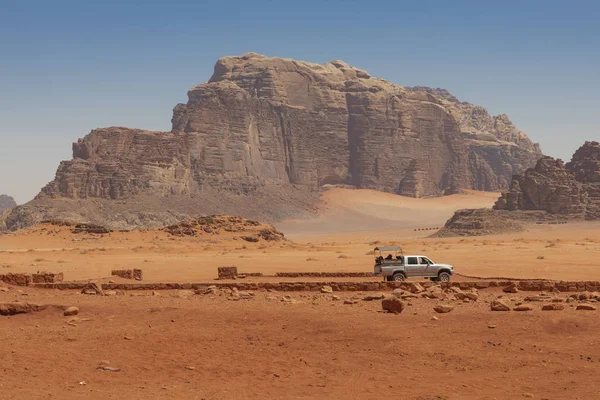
[576,304,597,311]
[331,295,341,301]
[63,306,79,316]
[513,305,533,312]
[431,316,439,321]
[320,286,333,294]
[344,300,357,305]
[522,393,534,398]
[152,291,160,296]
[542,303,564,311]
[185,366,196,370]
[491,299,511,312]
[124,335,133,340]
[488,324,497,329]
[503,283,519,293]
[433,304,454,314]
[103,290,117,296]
[405,282,424,294]
[363,293,385,301]
[391,288,404,298]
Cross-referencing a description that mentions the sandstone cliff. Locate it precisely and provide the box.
[2,53,542,231]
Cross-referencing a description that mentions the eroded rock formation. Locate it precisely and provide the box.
[3,53,542,231]
[494,141,600,220]
[0,195,16,212]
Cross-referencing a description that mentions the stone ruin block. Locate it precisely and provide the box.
[111,269,143,281]
[31,272,64,284]
[218,266,238,280]
[0,273,32,286]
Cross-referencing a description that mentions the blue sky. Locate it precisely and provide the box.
[1,0,599,203]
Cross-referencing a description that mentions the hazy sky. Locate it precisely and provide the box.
[1,0,599,203]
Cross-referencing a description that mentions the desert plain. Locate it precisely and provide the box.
[1,189,600,399]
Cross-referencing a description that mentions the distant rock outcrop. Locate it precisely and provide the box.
[0,195,16,212]
[439,141,600,236]
[494,141,600,220]
[2,53,542,231]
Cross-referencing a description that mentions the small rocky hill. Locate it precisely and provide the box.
[438,141,600,236]
[2,53,542,231]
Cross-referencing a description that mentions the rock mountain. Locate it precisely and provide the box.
[2,53,542,231]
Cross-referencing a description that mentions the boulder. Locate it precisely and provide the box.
[63,306,79,316]
[433,304,455,314]
[382,298,405,314]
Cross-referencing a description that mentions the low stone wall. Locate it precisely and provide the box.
[111,269,143,280]
[275,272,374,278]
[0,273,32,286]
[218,266,238,279]
[32,272,64,284]
[29,280,600,292]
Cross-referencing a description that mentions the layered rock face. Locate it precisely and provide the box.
[0,195,16,212]
[406,87,542,191]
[494,141,600,220]
[3,53,542,230]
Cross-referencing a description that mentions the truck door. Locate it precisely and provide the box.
[405,257,420,277]
[419,257,433,277]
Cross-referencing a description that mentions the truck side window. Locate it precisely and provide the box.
[407,257,418,265]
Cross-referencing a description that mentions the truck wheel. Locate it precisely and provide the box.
[438,272,451,282]
[392,273,406,282]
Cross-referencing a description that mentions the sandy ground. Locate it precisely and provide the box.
[1,287,600,400]
[2,189,600,399]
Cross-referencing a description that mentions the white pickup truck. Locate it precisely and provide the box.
[372,246,455,282]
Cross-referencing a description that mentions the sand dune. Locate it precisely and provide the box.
[276,188,499,240]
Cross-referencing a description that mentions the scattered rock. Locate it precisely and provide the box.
[513,305,533,312]
[503,283,519,293]
[363,293,385,301]
[344,300,357,305]
[320,285,333,294]
[331,295,341,301]
[63,306,79,316]
[81,282,103,295]
[391,288,404,298]
[433,304,454,314]
[576,304,597,311]
[542,303,564,311]
[405,282,425,294]
[381,298,405,314]
[0,303,46,316]
[491,299,511,312]
[103,290,117,296]
[431,316,439,321]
